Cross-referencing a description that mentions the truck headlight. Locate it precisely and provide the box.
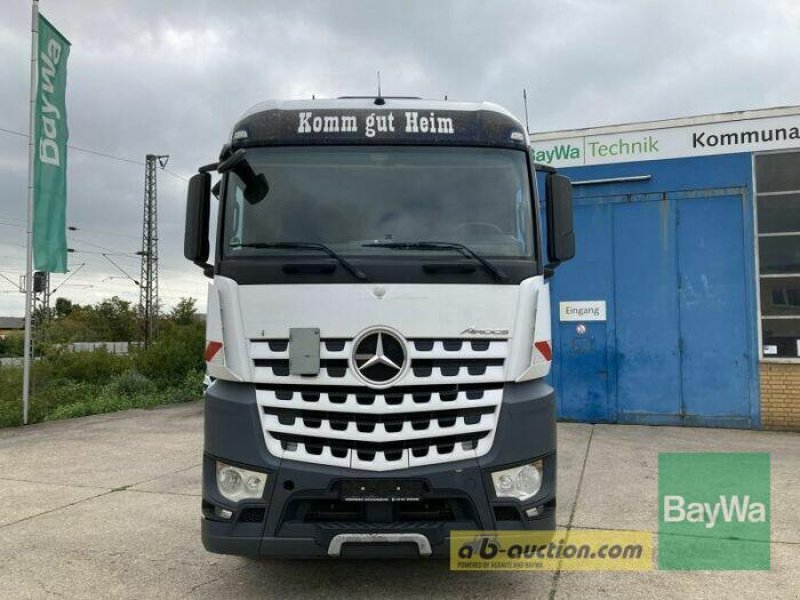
[491,460,543,501]
[216,461,267,502]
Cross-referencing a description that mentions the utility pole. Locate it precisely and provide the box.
[138,154,168,347]
[32,271,49,348]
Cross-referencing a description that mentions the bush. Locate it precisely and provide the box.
[40,348,130,385]
[168,370,205,404]
[0,323,205,428]
[0,333,24,357]
[105,370,157,398]
[30,381,103,423]
[134,323,204,385]
[0,366,24,427]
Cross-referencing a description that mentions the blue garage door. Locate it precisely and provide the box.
[551,187,757,427]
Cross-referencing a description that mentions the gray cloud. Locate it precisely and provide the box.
[1,0,799,315]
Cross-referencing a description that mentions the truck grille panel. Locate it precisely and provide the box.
[256,385,503,471]
[252,336,507,471]
[249,338,508,386]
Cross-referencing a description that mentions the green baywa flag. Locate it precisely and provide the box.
[33,14,71,273]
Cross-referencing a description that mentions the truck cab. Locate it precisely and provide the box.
[184,97,575,558]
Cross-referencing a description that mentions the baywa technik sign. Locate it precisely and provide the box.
[531,113,800,167]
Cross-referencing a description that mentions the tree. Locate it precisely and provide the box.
[87,296,137,341]
[54,297,74,318]
[170,297,198,326]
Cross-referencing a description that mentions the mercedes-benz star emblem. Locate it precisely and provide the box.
[353,330,407,386]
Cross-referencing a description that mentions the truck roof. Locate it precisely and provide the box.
[226,97,529,152]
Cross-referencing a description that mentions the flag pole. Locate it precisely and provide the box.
[22,0,40,426]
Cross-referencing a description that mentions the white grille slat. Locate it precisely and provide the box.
[250,339,508,361]
[256,388,502,414]
[262,413,496,442]
[253,365,505,386]
[351,450,410,471]
[249,341,352,360]
[408,443,478,467]
[408,340,508,359]
[281,443,351,468]
[264,436,285,459]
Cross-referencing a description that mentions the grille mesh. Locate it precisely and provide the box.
[252,336,507,471]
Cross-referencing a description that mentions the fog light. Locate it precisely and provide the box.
[491,460,543,501]
[216,462,267,502]
[525,506,541,518]
[214,506,233,520]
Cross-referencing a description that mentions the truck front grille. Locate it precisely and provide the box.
[252,336,507,471]
[250,338,508,386]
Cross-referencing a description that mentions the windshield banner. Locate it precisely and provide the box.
[33,14,71,273]
[231,108,527,150]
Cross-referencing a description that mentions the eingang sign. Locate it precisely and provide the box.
[530,111,800,168]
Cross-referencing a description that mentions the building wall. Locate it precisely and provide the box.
[543,153,761,427]
[760,363,800,431]
[546,152,800,430]
[531,106,800,430]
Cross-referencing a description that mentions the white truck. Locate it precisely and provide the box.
[184,97,575,558]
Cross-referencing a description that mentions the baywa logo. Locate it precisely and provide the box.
[663,493,766,529]
[658,453,770,570]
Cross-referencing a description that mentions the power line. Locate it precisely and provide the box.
[163,167,188,182]
[0,125,190,182]
[51,263,86,294]
[1,218,138,241]
[102,254,140,287]
[3,219,144,241]
[0,127,27,139]
[67,233,139,258]
[67,225,139,239]
[0,272,21,291]
[68,248,133,257]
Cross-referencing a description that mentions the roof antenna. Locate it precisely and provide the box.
[523,88,531,133]
[375,71,385,105]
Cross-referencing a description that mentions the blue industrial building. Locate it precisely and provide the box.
[530,106,800,429]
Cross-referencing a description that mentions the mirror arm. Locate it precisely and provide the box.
[543,262,560,279]
[198,262,214,278]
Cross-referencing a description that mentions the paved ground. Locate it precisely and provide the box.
[0,402,797,599]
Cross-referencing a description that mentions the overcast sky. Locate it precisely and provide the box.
[1,0,799,316]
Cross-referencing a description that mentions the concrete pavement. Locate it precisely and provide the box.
[0,402,797,599]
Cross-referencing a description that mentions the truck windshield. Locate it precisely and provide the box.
[223,146,534,259]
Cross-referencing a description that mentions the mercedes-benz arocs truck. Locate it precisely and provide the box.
[184,97,575,558]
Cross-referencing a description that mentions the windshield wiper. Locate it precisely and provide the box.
[363,241,509,282]
[232,242,368,281]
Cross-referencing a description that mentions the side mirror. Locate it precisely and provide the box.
[545,173,576,265]
[184,172,211,270]
[218,149,269,204]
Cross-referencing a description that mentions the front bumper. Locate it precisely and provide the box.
[201,379,556,558]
